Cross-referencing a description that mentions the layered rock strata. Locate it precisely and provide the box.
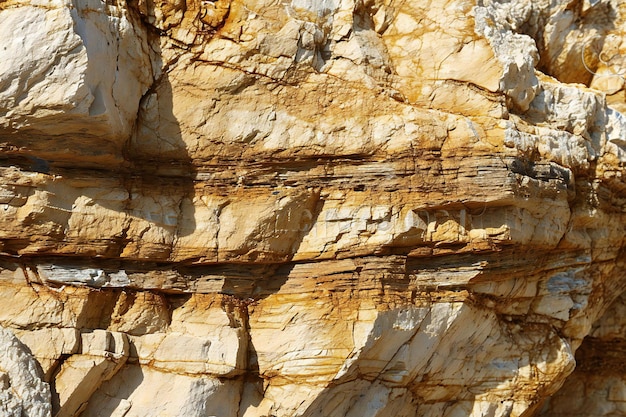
[0,0,625,416]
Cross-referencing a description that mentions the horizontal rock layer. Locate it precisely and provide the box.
[0,0,625,416]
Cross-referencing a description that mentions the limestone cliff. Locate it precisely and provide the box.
[0,0,625,416]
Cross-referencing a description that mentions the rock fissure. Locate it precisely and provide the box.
[0,0,625,416]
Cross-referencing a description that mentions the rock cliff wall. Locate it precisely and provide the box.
[0,0,625,416]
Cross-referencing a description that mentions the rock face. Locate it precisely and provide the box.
[0,0,625,416]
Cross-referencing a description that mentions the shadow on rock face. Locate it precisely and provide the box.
[121,68,198,241]
[0,0,197,259]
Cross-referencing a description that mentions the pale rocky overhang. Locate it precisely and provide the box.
[0,0,625,416]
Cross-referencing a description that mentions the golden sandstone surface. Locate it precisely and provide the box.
[0,0,625,416]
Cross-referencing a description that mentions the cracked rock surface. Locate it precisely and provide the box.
[0,0,625,416]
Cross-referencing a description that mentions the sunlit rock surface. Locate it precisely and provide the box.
[0,0,625,416]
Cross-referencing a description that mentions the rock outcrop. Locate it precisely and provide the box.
[0,0,625,416]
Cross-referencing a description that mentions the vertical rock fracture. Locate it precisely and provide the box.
[0,0,625,416]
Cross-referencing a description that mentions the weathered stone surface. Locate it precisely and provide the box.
[54,330,129,417]
[0,0,153,167]
[0,327,51,417]
[0,0,625,416]
[539,290,626,416]
[14,328,80,381]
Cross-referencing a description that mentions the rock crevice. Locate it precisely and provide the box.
[0,0,625,416]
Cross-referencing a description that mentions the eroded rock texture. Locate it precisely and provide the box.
[0,0,625,416]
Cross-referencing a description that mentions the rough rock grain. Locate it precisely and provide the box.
[0,327,51,417]
[0,0,625,416]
